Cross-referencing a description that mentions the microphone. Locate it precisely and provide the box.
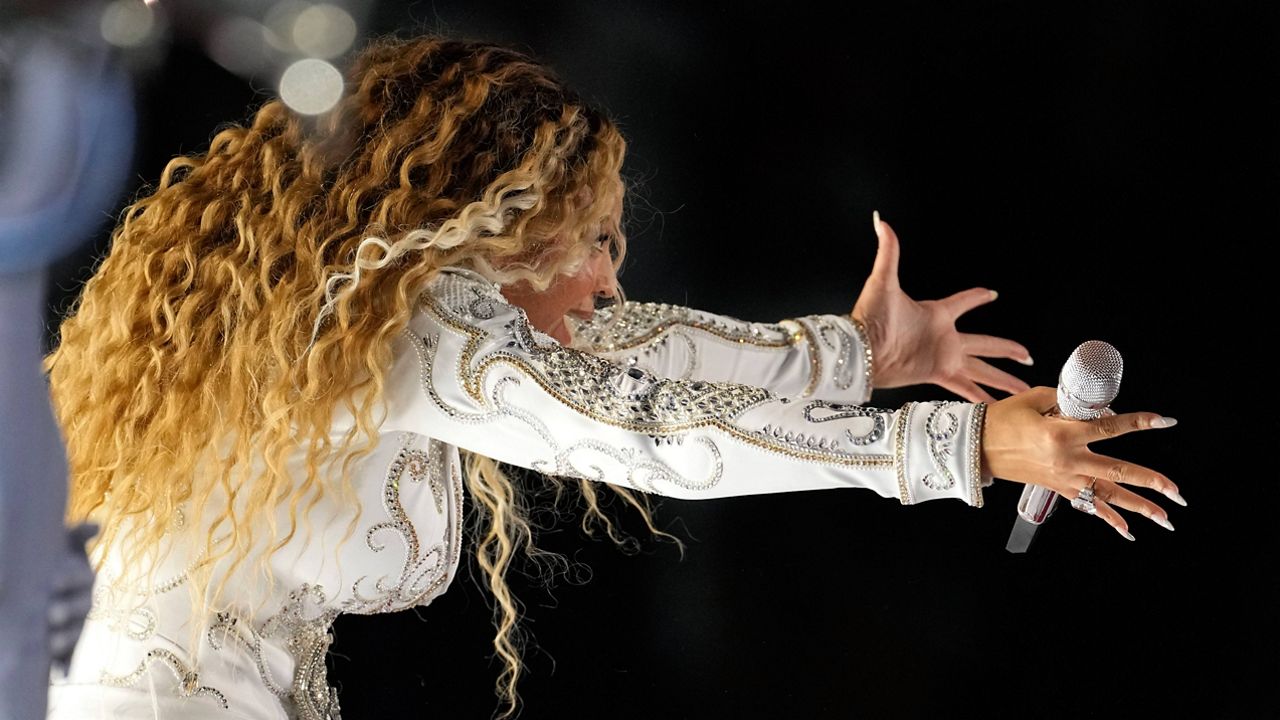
[1005,340,1124,553]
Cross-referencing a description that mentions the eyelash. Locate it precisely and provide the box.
[593,234,620,261]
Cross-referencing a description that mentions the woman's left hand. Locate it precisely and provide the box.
[850,211,1034,403]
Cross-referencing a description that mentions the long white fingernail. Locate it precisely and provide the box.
[873,210,882,229]
[1152,515,1175,532]
[1116,527,1136,541]
[1164,489,1188,507]
[1152,416,1178,428]
[1017,355,1034,366]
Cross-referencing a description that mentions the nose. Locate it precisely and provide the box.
[591,252,619,303]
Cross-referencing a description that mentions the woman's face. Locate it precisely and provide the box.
[501,243,617,345]
[500,188,620,345]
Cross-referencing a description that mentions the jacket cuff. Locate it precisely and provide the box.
[781,313,874,404]
[845,314,874,403]
[894,401,989,508]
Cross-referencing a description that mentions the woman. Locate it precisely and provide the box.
[44,35,1180,719]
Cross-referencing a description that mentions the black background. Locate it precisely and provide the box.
[45,1,1276,718]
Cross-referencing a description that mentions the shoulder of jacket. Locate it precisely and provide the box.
[418,265,507,318]
[414,265,560,349]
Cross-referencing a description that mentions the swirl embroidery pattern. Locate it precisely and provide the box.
[198,434,463,720]
[100,649,229,710]
[814,317,859,392]
[352,436,454,612]
[921,402,962,491]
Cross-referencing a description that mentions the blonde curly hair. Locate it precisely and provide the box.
[45,34,678,718]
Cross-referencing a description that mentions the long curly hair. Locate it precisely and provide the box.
[45,34,677,718]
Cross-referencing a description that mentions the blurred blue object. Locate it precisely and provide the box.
[0,8,134,719]
[0,25,136,274]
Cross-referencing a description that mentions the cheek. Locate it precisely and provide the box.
[564,270,598,305]
[537,271,591,316]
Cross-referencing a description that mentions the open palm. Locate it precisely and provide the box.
[850,212,1034,404]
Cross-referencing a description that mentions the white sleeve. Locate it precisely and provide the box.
[568,301,874,405]
[379,268,992,508]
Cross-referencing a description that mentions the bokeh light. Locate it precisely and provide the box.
[263,0,311,53]
[206,16,273,77]
[279,58,344,115]
[99,0,156,48]
[292,4,357,59]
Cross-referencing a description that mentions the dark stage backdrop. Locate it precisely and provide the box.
[44,1,1275,718]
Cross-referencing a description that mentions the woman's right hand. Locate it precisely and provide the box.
[981,386,1183,540]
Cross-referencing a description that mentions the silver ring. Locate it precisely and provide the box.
[1070,478,1099,515]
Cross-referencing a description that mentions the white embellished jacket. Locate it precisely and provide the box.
[48,266,992,719]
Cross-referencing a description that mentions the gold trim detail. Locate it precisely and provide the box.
[848,314,875,402]
[894,402,916,504]
[968,402,989,508]
[789,318,823,398]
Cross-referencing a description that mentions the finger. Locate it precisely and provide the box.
[870,211,901,289]
[1082,410,1177,442]
[1089,477,1176,532]
[959,332,1034,366]
[1073,449,1181,502]
[939,375,998,404]
[962,356,1032,395]
[1088,492,1136,542]
[941,287,998,321]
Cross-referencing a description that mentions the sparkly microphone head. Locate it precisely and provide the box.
[1057,340,1123,420]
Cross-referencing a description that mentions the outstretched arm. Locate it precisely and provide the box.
[567,211,1035,410]
[379,267,994,507]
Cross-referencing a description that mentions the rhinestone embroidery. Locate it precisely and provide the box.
[555,436,724,494]
[847,315,875,401]
[570,301,795,352]
[86,584,158,642]
[258,584,342,720]
[416,272,900,472]
[815,318,857,391]
[921,402,962,491]
[420,291,776,431]
[968,402,989,508]
[207,610,290,697]
[100,648,229,710]
[196,434,463,719]
[801,399,889,446]
[352,437,452,612]
[790,319,824,398]
[894,402,916,504]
